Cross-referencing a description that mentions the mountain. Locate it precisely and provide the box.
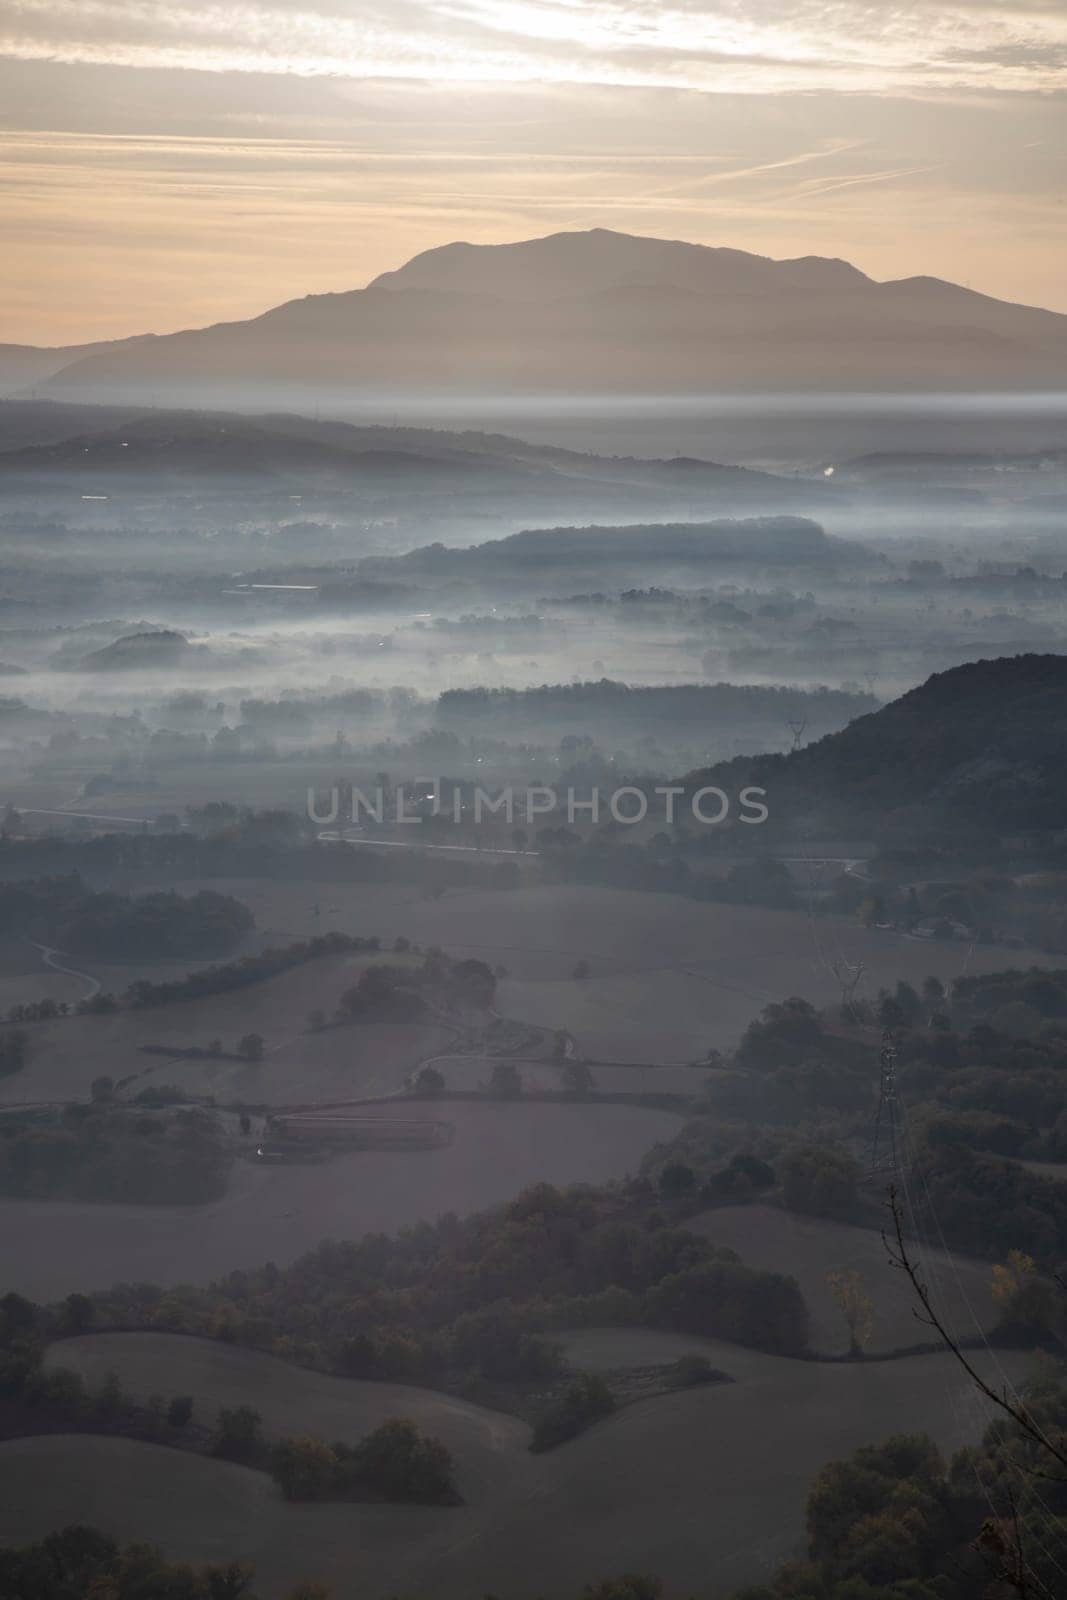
[686,654,1067,837]
[4,229,1065,406]
[0,335,154,394]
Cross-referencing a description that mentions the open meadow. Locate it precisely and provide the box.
[688,1203,1000,1355]
[0,1099,682,1298]
[153,879,1051,1062]
[3,1337,1036,1598]
[44,1332,531,1506]
[0,949,448,1106]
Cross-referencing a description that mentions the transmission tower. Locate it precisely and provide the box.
[786,713,807,751]
[831,956,866,1020]
[868,1028,900,1182]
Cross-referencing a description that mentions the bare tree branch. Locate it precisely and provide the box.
[882,1185,1067,1475]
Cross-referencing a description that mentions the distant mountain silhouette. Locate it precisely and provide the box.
[0,402,835,514]
[4,229,1065,405]
[685,653,1067,836]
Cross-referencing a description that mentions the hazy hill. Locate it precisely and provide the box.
[687,653,1067,835]
[5,229,1066,405]
[79,630,192,672]
[357,516,869,592]
[0,335,155,393]
[0,402,833,512]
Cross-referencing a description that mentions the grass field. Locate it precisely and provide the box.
[167,878,1052,1062]
[426,1053,707,1095]
[4,1337,1036,1598]
[687,1204,1000,1355]
[0,950,447,1107]
[0,938,85,1013]
[44,1332,530,1507]
[0,1100,681,1299]
[2,882,1050,1096]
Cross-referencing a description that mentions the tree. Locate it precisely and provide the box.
[89,1075,114,1104]
[666,1353,717,1388]
[531,1373,616,1451]
[414,1065,445,1097]
[271,1434,340,1500]
[351,1417,458,1503]
[94,1369,125,1419]
[779,1145,860,1220]
[58,1292,95,1336]
[658,1161,696,1199]
[922,974,946,1010]
[201,1562,257,1599]
[237,1033,264,1062]
[825,1266,874,1356]
[211,1404,264,1462]
[582,1577,662,1600]
[735,997,823,1071]
[884,1187,1067,1598]
[990,1249,1058,1338]
[893,980,922,1025]
[168,1394,194,1428]
[877,991,906,1029]
[449,958,496,1010]
[562,1059,595,1099]
[488,1061,522,1099]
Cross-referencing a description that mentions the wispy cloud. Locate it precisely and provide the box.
[0,5,1064,343]
[1,0,1065,92]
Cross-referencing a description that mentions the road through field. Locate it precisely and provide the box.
[28,941,102,998]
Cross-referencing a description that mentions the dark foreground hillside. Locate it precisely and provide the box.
[685,652,1067,837]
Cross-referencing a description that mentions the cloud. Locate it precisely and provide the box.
[1,0,1065,93]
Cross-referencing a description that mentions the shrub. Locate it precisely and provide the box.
[167,1394,194,1429]
[530,1374,615,1452]
[666,1353,721,1388]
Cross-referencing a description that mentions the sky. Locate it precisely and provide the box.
[1,0,1065,345]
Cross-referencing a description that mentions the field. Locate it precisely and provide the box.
[2,882,1051,1085]
[0,949,448,1106]
[166,879,1050,1062]
[43,1333,530,1506]
[0,1100,681,1299]
[688,1204,999,1355]
[426,1053,706,1095]
[4,1332,1036,1598]
[0,938,85,1014]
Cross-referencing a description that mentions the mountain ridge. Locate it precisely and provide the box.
[4,229,1065,404]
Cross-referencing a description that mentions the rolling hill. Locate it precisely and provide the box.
[0,401,836,516]
[4,229,1066,405]
[686,652,1067,836]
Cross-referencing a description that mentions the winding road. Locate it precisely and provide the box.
[28,941,102,999]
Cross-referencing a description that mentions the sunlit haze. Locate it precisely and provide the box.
[1,0,1065,342]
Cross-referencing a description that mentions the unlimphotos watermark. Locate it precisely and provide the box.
[307,782,768,828]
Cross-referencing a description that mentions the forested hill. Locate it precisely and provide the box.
[683,653,1067,836]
